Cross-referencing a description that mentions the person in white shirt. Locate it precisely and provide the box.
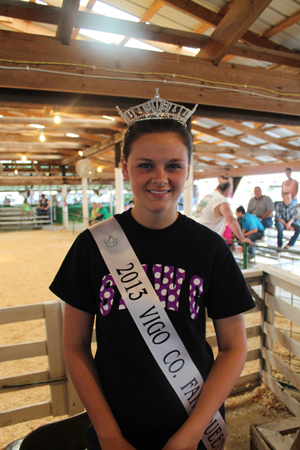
[193,182,251,245]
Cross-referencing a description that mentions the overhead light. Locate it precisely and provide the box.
[78,150,84,156]
[22,155,27,162]
[30,123,45,129]
[67,133,79,138]
[97,166,102,173]
[54,115,61,124]
[40,133,46,142]
[14,169,18,175]
[0,115,3,118]
[102,115,115,121]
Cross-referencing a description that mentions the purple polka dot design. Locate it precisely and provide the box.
[189,276,203,320]
[153,264,185,311]
[99,275,116,316]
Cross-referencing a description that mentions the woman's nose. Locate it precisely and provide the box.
[152,167,167,184]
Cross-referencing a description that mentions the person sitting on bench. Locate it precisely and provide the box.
[275,193,300,249]
[236,206,264,256]
[37,194,50,218]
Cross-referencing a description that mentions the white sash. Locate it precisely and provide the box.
[89,217,226,450]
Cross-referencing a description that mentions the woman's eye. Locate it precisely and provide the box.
[168,164,181,169]
[139,163,152,168]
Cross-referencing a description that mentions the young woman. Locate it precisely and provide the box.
[50,92,255,450]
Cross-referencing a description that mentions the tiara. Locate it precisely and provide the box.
[116,88,197,127]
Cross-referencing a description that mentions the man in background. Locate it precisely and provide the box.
[275,193,300,249]
[247,186,274,229]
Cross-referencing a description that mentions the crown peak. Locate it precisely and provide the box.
[116,88,197,128]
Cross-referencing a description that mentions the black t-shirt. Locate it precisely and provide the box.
[50,210,255,450]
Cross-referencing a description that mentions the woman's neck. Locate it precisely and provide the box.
[130,207,179,230]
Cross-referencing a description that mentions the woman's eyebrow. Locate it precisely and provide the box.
[134,157,153,162]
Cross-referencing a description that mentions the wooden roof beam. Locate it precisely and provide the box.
[119,0,164,47]
[262,8,300,39]
[193,144,300,160]
[1,33,300,117]
[56,0,80,45]
[197,0,273,64]
[0,3,299,68]
[216,119,298,152]
[194,161,300,179]
[0,0,295,56]
[62,130,125,165]
[192,124,262,149]
[0,16,55,35]
[163,0,294,53]
[197,152,243,166]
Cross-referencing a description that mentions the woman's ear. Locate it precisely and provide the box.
[121,157,130,180]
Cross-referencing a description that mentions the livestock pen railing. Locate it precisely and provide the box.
[1,266,300,428]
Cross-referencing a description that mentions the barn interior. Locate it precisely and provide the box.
[1,2,300,450]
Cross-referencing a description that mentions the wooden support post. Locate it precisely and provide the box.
[261,280,275,382]
[115,142,124,214]
[44,301,68,417]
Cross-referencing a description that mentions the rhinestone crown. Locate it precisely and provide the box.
[116,88,197,127]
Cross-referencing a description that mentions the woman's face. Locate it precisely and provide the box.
[122,132,190,227]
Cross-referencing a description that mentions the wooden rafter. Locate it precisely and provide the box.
[216,119,298,152]
[262,8,300,39]
[193,144,300,160]
[56,0,80,45]
[197,0,273,64]
[163,0,295,53]
[192,124,262,149]
[62,131,126,165]
[119,0,164,47]
[0,2,299,68]
[1,32,300,117]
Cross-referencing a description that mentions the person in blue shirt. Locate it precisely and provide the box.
[236,206,264,255]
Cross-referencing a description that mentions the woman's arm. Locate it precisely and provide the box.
[163,313,247,450]
[63,303,136,450]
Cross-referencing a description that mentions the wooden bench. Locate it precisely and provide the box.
[0,208,51,231]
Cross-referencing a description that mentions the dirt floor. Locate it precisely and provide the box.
[0,228,297,450]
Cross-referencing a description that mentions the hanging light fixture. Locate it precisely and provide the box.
[22,155,27,162]
[97,166,102,173]
[40,133,46,142]
[75,158,96,177]
[53,107,61,124]
[78,150,84,156]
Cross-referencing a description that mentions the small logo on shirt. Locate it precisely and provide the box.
[103,235,118,248]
